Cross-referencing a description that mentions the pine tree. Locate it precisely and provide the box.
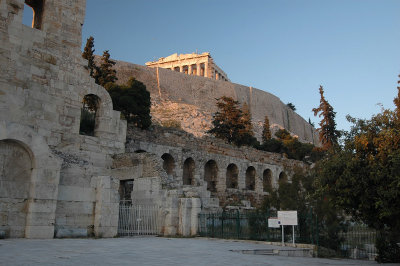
[208,96,243,144]
[393,74,400,122]
[208,97,257,146]
[262,115,272,143]
[97,50,118,87]
[82,36,96,77]
[312,86,340,150]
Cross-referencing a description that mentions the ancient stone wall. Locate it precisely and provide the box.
[113,60,319,144]
[0,0,126,238]
[120,126,307,235]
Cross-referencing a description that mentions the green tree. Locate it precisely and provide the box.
[240,103,258,146]
[82,36,96,78]
[312,86,340,150]
[96,50,118,87]
[208,96,256,146]
[262,115,272,143]
[107,78,151,129]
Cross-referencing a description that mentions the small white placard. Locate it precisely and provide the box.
[268,218,281,228]
[278,211,298,225]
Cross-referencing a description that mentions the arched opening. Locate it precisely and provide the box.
[279,171,288,185]
[183,157,195,185]
[226,163,238,189]
[0,140,33,238]
[263,169,272,192]
[24,0,44,30]
[161,153,175,177]
[79,94,100,136]
[245,166,256,190]
[204,160,218,192]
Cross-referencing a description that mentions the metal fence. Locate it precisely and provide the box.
[198,209,318,245]
[337,224,377,260]
[198,210,378,260]
[118,203,161,236]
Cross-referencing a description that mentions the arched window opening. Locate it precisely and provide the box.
[279,172,288,185]
[245,166,256,191]
[263,169,272,192]
[24,0,44,30]
[204,160,218,193]
[226,163,238,189]
[161,153,175,176]
[183,157,195,185]
[0,139,33,237]
[79,94,100,136]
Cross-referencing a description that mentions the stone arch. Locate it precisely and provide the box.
[204,160,218,193]
[24,0,44,30]
[279,171,288,184]
[183,157,195,185]
[0,123,61,238]
[263,169,272,192]
[0,139,33,238]
[79,94,101,136]
[226,163,238,189]
[245,166,256,190]
[161,153,175,177]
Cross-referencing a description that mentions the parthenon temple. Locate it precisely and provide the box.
[145,52,230,81]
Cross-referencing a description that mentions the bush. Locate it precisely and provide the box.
[161,119,182,129]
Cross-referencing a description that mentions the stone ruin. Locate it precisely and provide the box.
[0,0,312,239]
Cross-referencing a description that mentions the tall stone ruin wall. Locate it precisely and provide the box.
[0,0,126,238]
[113,60,319,144]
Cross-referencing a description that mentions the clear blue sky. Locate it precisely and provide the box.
[35,1,400,131]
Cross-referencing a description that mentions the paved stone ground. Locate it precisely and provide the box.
[0,237,387,266]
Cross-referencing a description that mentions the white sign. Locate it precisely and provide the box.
[268,218,281,228]
[278,211,298,225]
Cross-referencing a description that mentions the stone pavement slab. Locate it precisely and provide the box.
[0,237,387,266]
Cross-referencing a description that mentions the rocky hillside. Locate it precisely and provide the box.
[111,59,318,144]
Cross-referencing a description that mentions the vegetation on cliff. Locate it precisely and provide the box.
[81,37,151,129]
[107,78,152,129]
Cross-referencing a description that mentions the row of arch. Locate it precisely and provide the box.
[160,153,288,193]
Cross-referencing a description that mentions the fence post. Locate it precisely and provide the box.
[236,209,240,239]
[221,211,225,238]
[266,209,270,241]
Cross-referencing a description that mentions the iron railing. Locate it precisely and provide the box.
[118,202,161,236]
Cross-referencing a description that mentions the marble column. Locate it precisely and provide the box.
[204,62,208,78]
[196,64,201,76]
[188,65,192,75]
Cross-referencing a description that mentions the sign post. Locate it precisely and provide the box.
[278,211,298,246]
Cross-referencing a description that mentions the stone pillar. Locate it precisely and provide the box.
[25,167,61,239]
[93,176,120,238]
[216,72,219,80]
[190,198,201,235]
[204,62,208,78]
[196,64,201,76]
[178,198,191,236]
[188,65,192,75]
[179,65,183,73]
